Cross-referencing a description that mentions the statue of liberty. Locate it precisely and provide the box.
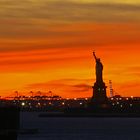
[89,51,107,105]
[93,52,103,83]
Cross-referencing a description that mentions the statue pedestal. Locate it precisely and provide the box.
[89,82,109,108]
[92,82,107,102]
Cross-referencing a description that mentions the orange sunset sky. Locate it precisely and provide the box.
[0,0,140,98]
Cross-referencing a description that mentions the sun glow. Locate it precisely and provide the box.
[0,1,140,98]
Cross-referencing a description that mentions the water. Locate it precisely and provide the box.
[18,112,140,140]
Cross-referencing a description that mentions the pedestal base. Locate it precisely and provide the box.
[92,82,107,103]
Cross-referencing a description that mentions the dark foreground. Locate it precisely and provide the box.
[18,112,140,140]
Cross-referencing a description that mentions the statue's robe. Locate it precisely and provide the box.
[96,60,103,83]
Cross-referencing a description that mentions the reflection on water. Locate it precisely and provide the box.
[18,112,140,140]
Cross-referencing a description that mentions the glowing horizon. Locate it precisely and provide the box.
[0,0,140,98]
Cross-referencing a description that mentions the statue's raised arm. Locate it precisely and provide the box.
[93,51,97,61]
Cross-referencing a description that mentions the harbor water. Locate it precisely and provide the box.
[18,112,140,140]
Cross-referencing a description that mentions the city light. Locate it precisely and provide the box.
[21,102,25,106]
[62,102,65,105]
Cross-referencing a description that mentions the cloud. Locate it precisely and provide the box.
[0,1,140,53]
[0,22,140,54]
[1,1,140,21]
[71,84,92,92]
[0,1,140,26]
